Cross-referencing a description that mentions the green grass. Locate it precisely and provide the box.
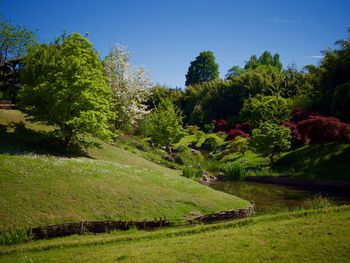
[0,110,249,231]
[1,206,349,262]
[274,143,350,181]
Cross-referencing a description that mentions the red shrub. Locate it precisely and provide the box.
[234,122,251,133]
[290,109,312,124]
[225,129,249,141]
[297,115,350,144]
[282,121,303,146]
[214,119,229,132]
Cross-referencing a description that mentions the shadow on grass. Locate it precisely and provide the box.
[0,122,96,158]
[274,143,350,181]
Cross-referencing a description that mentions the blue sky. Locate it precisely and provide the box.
[1,0,349,88]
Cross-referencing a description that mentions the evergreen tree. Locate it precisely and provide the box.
[185,51,219,86]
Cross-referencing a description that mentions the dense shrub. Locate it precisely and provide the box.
[282,121,303,146]
[182,166,203,179]
[214,119,229,132]
[201,133,224,151]
[297,115,350,144]
[251,122,291,164]
[220,162,246,181]
[225,129,249,141]
[234,122,251,133]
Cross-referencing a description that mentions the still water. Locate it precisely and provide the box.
[210,181,350,214]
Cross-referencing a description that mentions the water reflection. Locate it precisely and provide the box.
[210,181,350,214]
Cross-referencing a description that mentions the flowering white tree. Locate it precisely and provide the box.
[104,45,153,131]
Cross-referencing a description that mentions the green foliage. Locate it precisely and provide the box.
[183,80,247,127]
[185,51,219,86]
[236,65,285,96]
[303,195,333,209]
[220,162,246,181]
[251,122,291,164]
[182,165,203,179]
[18,33,114,148]
[147,84,183,109]
[0,18,37,65]
[229,136,249,156]
[141,98,185,146]
[244,51,282,71]
[0,227,30,245]
[201,133,224,151]
[241,94,292,127]
[0,18,37,100]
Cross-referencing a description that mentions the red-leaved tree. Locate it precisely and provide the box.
[225,129,249,141]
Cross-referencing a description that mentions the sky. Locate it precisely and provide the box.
[1,0,349,88]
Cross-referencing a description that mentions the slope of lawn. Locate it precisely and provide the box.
[0,110,249,230]
[1,206,349,262]
[274,143,350,181]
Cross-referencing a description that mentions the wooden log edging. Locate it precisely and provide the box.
[30,218,171,240]
[190,205,255,223]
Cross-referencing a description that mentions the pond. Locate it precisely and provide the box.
[210,180,350,214]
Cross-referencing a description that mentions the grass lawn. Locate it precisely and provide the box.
[0,110,249,231]
[274,143,350,181]
[1,206,349,262]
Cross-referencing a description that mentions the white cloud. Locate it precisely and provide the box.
[270,18,302,24]
[304,55,324,59]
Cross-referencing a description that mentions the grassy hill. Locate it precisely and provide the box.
[1,206,349,262]
[274,143,350,181]
[0,110,249,230]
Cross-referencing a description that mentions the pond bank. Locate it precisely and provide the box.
[245,176,350,193]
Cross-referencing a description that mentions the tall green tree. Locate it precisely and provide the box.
[0,18,37,100]
[244,51,282,71]
[18,33,114,148]
[185,51,219,86]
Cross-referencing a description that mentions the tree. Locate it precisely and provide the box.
[18,33,114,148]
[141,98,185,146]
[185,51,219,86]
[225,65,244,80]
[0,18,37,100]
[240,94,292,127]
[251,122,291,164]
[244,51,283,71]
[104,45,152,131]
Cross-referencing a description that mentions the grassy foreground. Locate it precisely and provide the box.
[1,206,349,262]
[0,110,249,231]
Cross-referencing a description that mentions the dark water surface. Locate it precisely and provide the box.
[210,181,350,214]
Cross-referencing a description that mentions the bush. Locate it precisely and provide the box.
[182,166,203,179]
[229,136,249,156]
[297,115,350,144]
[0,227,30,245]
[225,129,249,141]
[201,133,224,151]
[214,119,229,132]
[174,145,204,166]
[282,121,303,146]
[220,162,245,181]
[234,122,251,133]
[251,122,291,164]
[303,194,333,209]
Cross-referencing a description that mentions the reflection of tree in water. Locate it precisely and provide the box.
[211,181,349,214]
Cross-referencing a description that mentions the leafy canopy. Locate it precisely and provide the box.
[141,98,185,146]
[251,122,291,164]
[185,51,219,86]
[18,33,114,147]
[240,94,292,127]
[104,45,152,132]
